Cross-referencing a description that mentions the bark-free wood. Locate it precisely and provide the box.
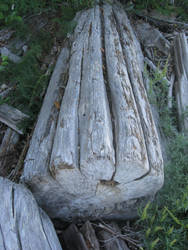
[22,3,164,221]
[174,33,188,133]
[0,104,28,134]
[0,177,62,250]
[134,22,171,55]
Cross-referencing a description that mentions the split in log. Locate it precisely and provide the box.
[0,177,62,250]
[174,33,188,133]
[21,3,164,221]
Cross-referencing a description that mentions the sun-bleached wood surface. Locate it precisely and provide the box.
[22,2,164,221]
[0,177,62,250]
[174,33,188,133]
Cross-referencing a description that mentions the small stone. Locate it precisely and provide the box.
[0,84,8,90]
[0,47,21,63]
[22,45,28,54]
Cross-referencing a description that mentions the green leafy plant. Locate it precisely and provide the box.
[0,31,53,132]
[0,55,9,71]
[138,62,188,249]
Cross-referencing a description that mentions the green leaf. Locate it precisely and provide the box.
[0,11,4,19]
[0,4,9,11]
[151,238,160,249]
[141,202,151,221]
[165,207,183,226]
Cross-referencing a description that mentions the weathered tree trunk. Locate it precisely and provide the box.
[0,177,62,250]
[174,33,188,133]
[21,3,163,221]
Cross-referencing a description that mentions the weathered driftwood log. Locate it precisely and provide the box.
[0,177,62,250]
[134,22,170,55]
[174,33,188,133]
[21,3,163,221]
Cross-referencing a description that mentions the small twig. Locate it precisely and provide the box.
[0,87,13,99]
[168,73,175,109]
[97,223,140,248]
[9,133,31,182]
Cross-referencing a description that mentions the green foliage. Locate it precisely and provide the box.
[0,1,95,132]
[0,0,94,27]
[0,31,53,132]
[138,63,188,249]
[144,61,176,137]
[133,0,188,21]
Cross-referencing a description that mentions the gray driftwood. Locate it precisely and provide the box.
[174,33,188,133]
[0,104,29,134]
[0,177,62,250]
[134,22,170,55]
[22,3,164,221]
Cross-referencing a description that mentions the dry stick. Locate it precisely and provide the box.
[9,133,31,182]
[145,48,153,60]
[0,87,13,99]
[95,223,140,248]
[168,73,175,109]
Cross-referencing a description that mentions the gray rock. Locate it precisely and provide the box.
[0,29,14,43]
[0,47,21,63]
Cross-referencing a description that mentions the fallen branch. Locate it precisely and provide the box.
[136,12,188,30]
[168,73,175,109]
[0,104,29,134]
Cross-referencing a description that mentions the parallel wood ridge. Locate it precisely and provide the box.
[0,177,62,250]
[22,3,164,220]
[112,3,163,175]
[103,4,149,184]
[22,44,70,180]
[174,33,188,133]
